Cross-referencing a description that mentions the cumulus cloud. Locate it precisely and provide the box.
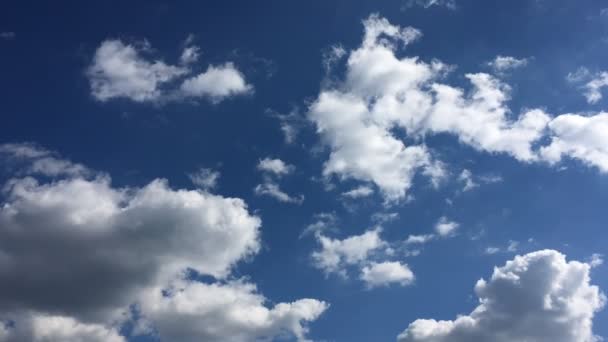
[310,15,608,199]
[397,250,606,342]
[138,280,328,342]
[0,143,326,341]
[179,63,252,103]
[487,55,529,74]
[308,15,554,201]
[312,229,387,277]
[257,157,294,177]
[540,113,608,172]
[360,261,414,288]
[87,39,250,104]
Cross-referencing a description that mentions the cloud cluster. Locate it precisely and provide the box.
[397,250,606,342]
[311,228,414,288]
[308,15,608,201]
[487,55,529,74]
[87,39,251,104]
[254,157,304,204]
[0,143,327,342]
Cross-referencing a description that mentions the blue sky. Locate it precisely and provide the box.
[1,1,608,341]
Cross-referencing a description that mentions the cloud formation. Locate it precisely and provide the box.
[0,143,327,342]
[87,39,250,104]
[309,15,608,201]
[397,250,606,342]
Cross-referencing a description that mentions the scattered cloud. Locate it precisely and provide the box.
[312,229,387,277]
[87,39,250,104]
[590,253,604,268]
[405,234,435,245]
[188,167,220,190]
[397,250,606,342]
[567,67,608,104]
[179,63,252,103]
[341,185,374,199]
[402,0,457,10]
[487,55,529,74]
[0,143,326,342]
[458,169,502,192]
[257,157,294,177]
[254,181,304,204]
[360,261,415,288]
[434,217,459,237]
[309,15,608,201]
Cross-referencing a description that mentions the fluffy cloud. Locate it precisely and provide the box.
[138,280,328,342]
[397,250,606,342]
[0,143,326,341]
[180,63,252,103]
[360,261,414,288]
[257,157,294,176]
[308,15,553,201]
[434,217,459,237]
[87,39,250,104]
[487,55,529,74]
[540,113,608,172]
[87,39,187,102]
[312,229,387,276]
[0,313,125,342]
[310,15,608,200]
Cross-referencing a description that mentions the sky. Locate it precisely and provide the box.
[0,0,607,341]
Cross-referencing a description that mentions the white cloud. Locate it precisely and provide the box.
[254,181,304,204]
[87,39,250,104]
[405,234,435,245]
[257,157,294,176]
[138,280,328,342]
[179,63,252,103]
[434,217,459,237]
[567,68,608,104]
[458,169,477,191]
[312,229,387,276]
[590,253,604,268]
[87,39,187,102]
[0,313,126,342]
[487,55,529,74]
[360,261,415,288]
[0,142,91,178]
[309,15,553,201]
[403,0,457,9]
[342,185,374,199]
[397,250,606,342]
[0,143,326,342]
[188,167,220,190]
[540,113,608,172]
[485,247,501,255]
[179,46,200,65]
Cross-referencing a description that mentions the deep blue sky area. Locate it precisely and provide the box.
[1,1,607,341]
